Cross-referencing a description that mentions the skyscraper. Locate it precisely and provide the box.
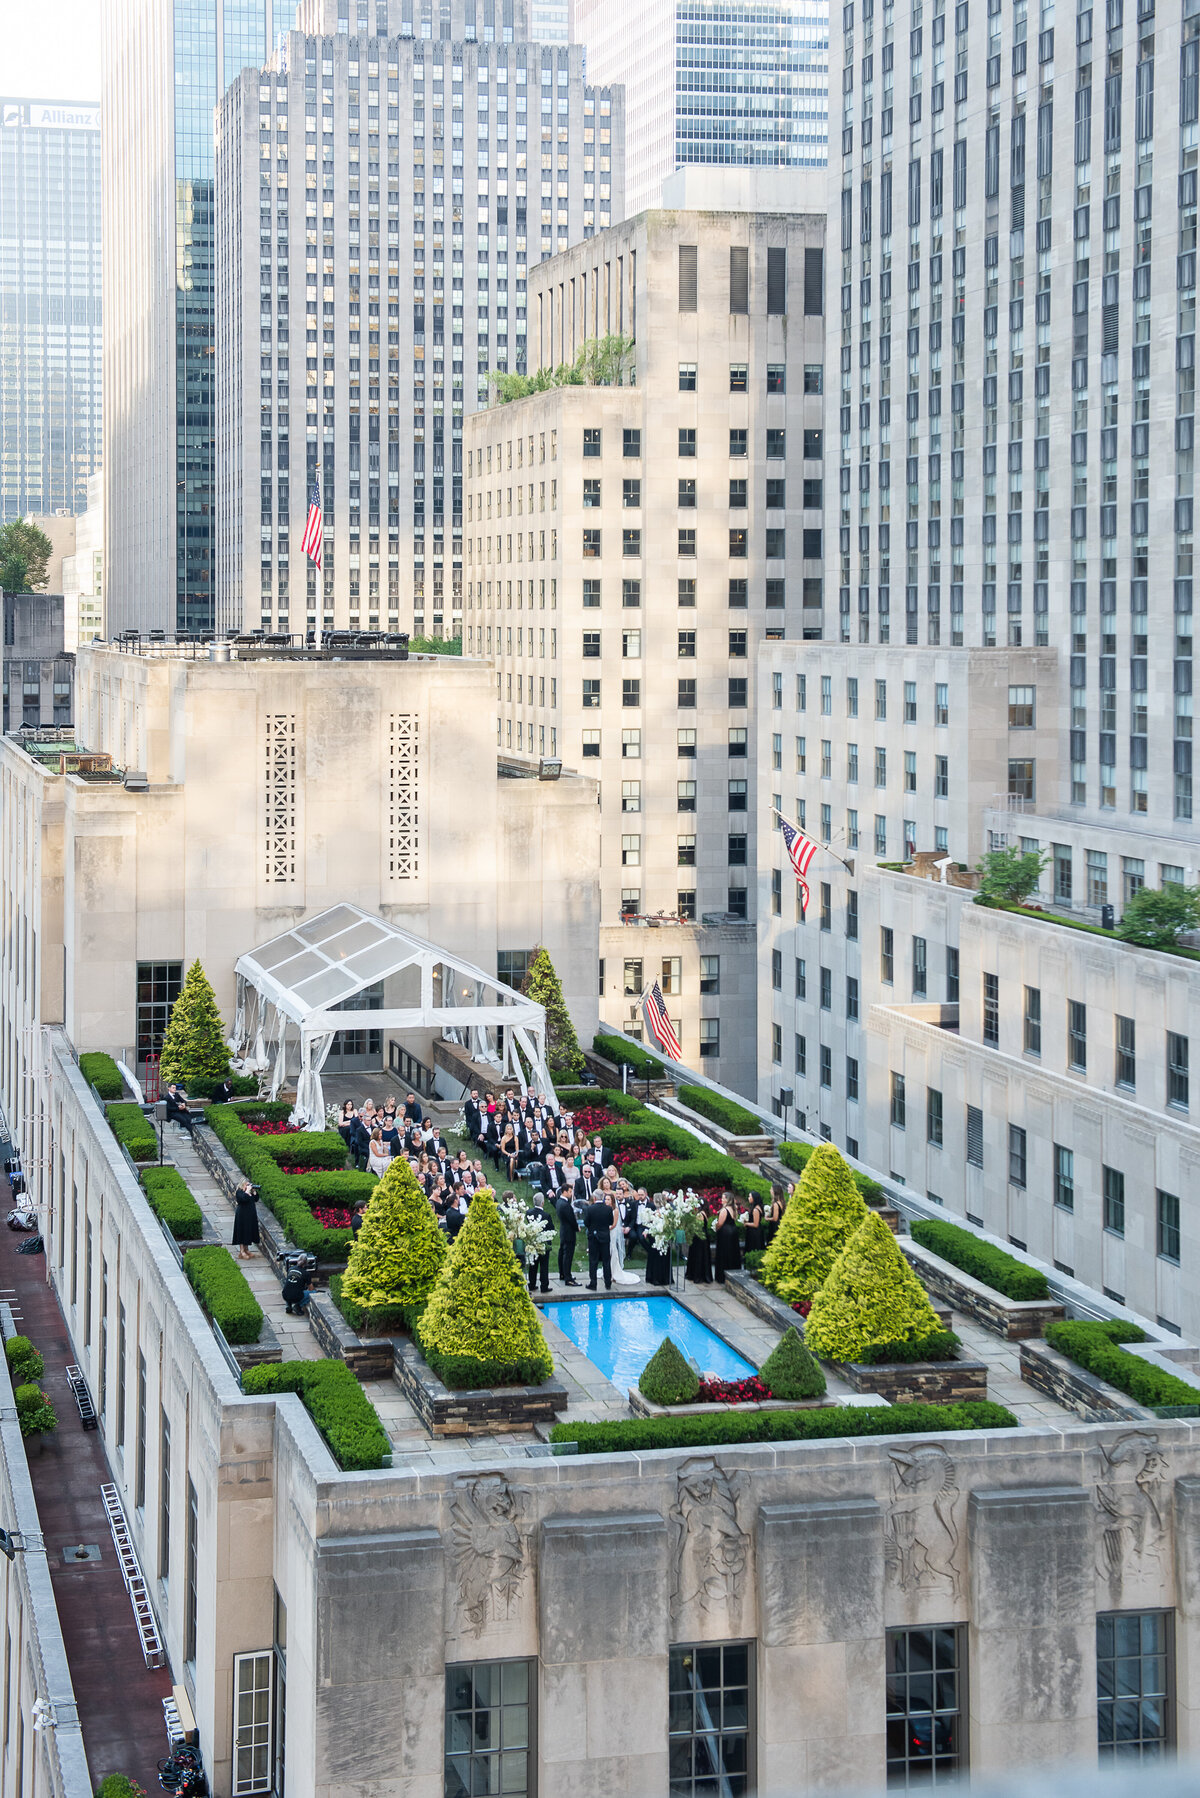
[215,1,622,638]
[0,99,102,525]
[572,0,830,215]
[102,0,274,636]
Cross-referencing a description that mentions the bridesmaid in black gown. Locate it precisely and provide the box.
[764,1191,786,1245]
[713,1200,742,1283]
[743,1199,765,1254]
[685,1212,713,1285]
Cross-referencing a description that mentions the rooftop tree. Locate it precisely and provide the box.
[159,961,231,1085]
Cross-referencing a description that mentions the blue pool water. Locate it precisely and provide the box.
[550,1296,756,1390]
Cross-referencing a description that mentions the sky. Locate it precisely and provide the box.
[6,0,103,106]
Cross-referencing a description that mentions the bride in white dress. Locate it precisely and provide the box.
[609,1195,640,1285]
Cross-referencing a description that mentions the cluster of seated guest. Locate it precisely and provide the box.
[336,1094,493,1235]
[462,1088,609,1185]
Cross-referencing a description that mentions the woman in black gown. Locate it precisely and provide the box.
[743,1198,765,1254]
[685,1211,713,1285]
[764,1190,786,1245]
[643,1198,672,1287]
[713,1199,742,1283]
[232,1180,261,1261]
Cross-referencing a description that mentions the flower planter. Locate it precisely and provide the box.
[901,1239,1065,1341]
[393,1337,569,1436]
[627,1388,885,1419]
[833,1355,989,1406]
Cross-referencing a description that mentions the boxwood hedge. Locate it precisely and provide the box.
[779,1139,884,1204]
[592,1032,665,1077]
[206,1104,360,1259]
[106,1103,158,1161]
[598,1120,771,1200]
[183,1073,260,1099]
[242,1358,390,1470]
[183,1245,264,1344]
[677,1084,763,1136]
[550,1398,1019,1455]
[79,1052,124,1100]
[555,1087,651,1121]
[910,1217,1051,1301]
[141,1167,204,1240]
[1044,1319,1200,1413]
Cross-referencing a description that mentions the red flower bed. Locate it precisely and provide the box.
[694,1375,773,1404]
[248,1120,301,1136]
[311,1204,354,1229]
[792,1298,812,1319]
[696,1186,732,1217]
[612,1144,672,1167]
[568,1104,619,1132]
[281,1165,325,1176]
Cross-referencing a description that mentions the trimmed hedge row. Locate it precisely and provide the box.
[1044,1320,1200,1412]
[15,1383,57,1437]
[184,1073,260,1099]
[778,1140,884,1204]
[599,1121,771,1200]
[183,1245,264,1344]
[550,1398,1019,1455]
[593,1032,665,1077]
[206,1104,358,1258]
[910,1217,1051,1301]
[856,1330,960,1366]
[242,1358,390,1470]
[79,1052,124,1100]
[677,1084,763,1136]
[419,1344,553,1389]
[556,1087,651,1121]
[106,1103,158,1161]
[141,1167,204,1240]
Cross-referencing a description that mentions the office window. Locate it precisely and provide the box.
[1167,1033,1189,1109]
[771,869,782,915]
[1054,1144,1074,1210]
[700,956,720,995]
[804,364,823,393]
[1115,1016,1136,1089]
[846,1057,860,1102]
[819,966,832,1010]
[729,427,748,457]
[185,1479,199,1664]
[1103,1166,1126,1237]
[678,477,697,509]
[886,1626,965,1788]
[771,949,783,992]
[946,947,959,1004]
[881,927,894,984]
[135,1352,147,1509]
[772,1023,783,1064]
[728,775,749,811]
[891,1072,907,1128]
[623,960,644,997]
[966,1105,984,1168]
[668,1642,752,1797]
[935,683,949,724]
[679,363,697,391]
[1023,986,1042,1055]
[136,961,183,1058]
[677,835,696,866]
[795,958,807,1001]
[1008,684,1035,727]
[678,729,697,759]
[622,728,642,760]
[927,1087,944,1147]
[582,578,601,608]
[676,579,694,607]
[767,364,786,393]
[583,427,602,457]
[231,1652,274,1798]
[847,975,860,1020]
[875,747,888,786]
[623,477,642,508]
[1068,1001,1087,1071]
[1008,759,1036,801]
[934,755,949,797]
[679,426,697,455]
[583,478,601,508]
[875,679,888,720]
[1053,842,1073,903]
[729,362,749,392]
[727,835,747,866]
[622,780,641,813]
[795,1034,807,1077]
[581,730,600,758]
[1157,1190,1181,1264]
[621,835,641,867]
[1096,1612,1173,1760]
[159,1408,171,1579]
[912,937,927,998]
[622,679,641,708]
[623,428,641,458]
[819,883,832,931]
[820,1044,833,1088]
[582,631,601,659]
[847,890,859,939]
[445,1661,534,1798]
[983,973,1000,1046]
[1087,849,1108,907]
[1008,1124,1027,1189]
[699,1019,720,1058]
[677,780,697,812]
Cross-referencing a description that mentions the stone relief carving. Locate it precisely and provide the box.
[448,1473,528,1636]
[884,1443,961,1598]
[669,1458,751,1628]
[1096,1431,1170,1582]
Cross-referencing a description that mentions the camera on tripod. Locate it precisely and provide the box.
[281,1250,318,1314]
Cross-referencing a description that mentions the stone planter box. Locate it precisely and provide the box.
[230,1315,283,1371]
[834,1356,989,1406]
[723,1268,952,1337]
[393,1338,570,1436]
[1018,1338,1155,1422]
[582,1050,676,1101]
[628,1389,886,1419]
[192,1126,349,1277]
[655,1099,774,1166]
[901,1239,1065,1341]
[306,1289,395,1379]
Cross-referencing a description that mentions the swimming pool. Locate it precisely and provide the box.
[549,1296,756,1390]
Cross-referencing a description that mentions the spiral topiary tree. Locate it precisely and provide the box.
[759,1142,868,1304]
[340,1154,446,1316]
[417,1187,554,1385]
[159,960,231,1084]
[804,1211,944,1365]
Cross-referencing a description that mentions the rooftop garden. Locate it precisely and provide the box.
[487,333,634,404]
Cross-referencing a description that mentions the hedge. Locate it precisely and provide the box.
[242,1359,390,1470]
[677,1084,763,1136]
[14,1383,57,1437]
[183,1073,260,1099]
[550,1398,1019,1455]
[5,1337,44,1383]
[598,1122,770,1200]
[593,1032,665,1077]
[855,1330,960,1365]
[206,1104,358,1259]
[261,1131,348,1170]
[330,1273,422,1337]
[639,1338,700,1405]
[778,1139,884,1204]
[910,1217,1051,1301]
[556,1087,652,1121]
[106,1103,158,1161]
[96,1777,147,1798]
[183,1246,264,1344]
[1044,1320,1200,1412]
[79,1052,124,1100]
[141,1167,204,1240]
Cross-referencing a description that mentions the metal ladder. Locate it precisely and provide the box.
[65,1365,97,1430]
[100,1483,166,1668]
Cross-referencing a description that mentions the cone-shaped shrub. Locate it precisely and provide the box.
[417,1187,554,1385]
[639,1336,700,1405]
[804,1211,944,1365]
[759,1326,826,1400]
[340,1155,446,1314]
[522,946,584,1078]
[160,960,231,1084]
[760,1143,868,1303]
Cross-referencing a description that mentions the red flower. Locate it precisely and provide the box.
[693,1375,773,1404]
[247,1120,301,1135]
[310,1205,353,1229]
[569,1104,619,1132]
[612,1144,672,1167]
[791,1299,812,1318]
[281,1165,325,1175]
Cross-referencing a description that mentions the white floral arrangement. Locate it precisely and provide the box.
[324,1104,343,1130]
[497,1193,555,1258]
[644,1189,703,1254]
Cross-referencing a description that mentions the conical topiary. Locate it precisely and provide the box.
[521,946,584,1078]
[417,1188,554,1384]
[760,1144,868,1303]
[159,960,231,1084]
[804,1211,944,1365]
[340,1155,446,1315]
[638,1336,700,1405]
[759,1325,826,1399]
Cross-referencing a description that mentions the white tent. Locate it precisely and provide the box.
[232,903,557,1126]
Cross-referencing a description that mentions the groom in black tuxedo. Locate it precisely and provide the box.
[555,1192,580,1286]
[584,1197,613,1291]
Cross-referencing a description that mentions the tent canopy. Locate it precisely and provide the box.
[232,903,556,1123]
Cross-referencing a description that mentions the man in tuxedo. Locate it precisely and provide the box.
[463,1089,482,1139]
[525,1197,553,1294]
[584,1196,613,1290]
[555,1191,580,1285]
[573,1165,597,1208]
[542,1155,567,1196]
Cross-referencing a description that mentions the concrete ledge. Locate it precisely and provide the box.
[230,1313,283,1369]
[835,1356,989,1406]
[583,1049,676,1100]
[628,1388,887,1418]
[393,1337,570,1436]
[1018,1337,1155,1421]
[306,1289,396,1378]
[901,1239,1066,1341]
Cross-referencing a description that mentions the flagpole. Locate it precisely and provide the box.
[311,461,323,652]
[774,807,854,876]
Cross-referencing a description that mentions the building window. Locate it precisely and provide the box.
[982,973,1000,1046]
[1157,1190,1181,1264]
[795,1034,807,1077]
[699,1019,720,1058]
[847,1057,860,1101]
[623,960,644,997]
[1053,842,1073,904]
[912,937,927,997]
[846,975,859,1019]
[881,926,894,984]
[1115,1015,1136,1089]
[1023,986,1041,1055]
[136,961,183,1059]
[700,956,720,995]
[1008,684,1035,727]
[135,1352,147,1509]
[445,1660,534,1798]
[231,1652,274,1797]
[891,1073,907,1128]
[1008,1124,1027,1189]
[820,1044,833,1088]
[772,1024,783,1064]
[927,1088,944,1147]
[1167,1033,1189,1110]
[966,1105,984,1169]
[581,730,600,759]
[847,889,859,939]
[1068,1000,1087,1072]
[185,1479,199,1664]
[1087,849,1108,907]
[1054,1144,1074,1211]
[668,1642,752,1798]
[886,1625,966,1788]
[946,947,959,1004]
[1008,759,1036,801]
[1096,1612,1173,1760]
[1103,1166,1126,1237]
[159,1408,171,1580]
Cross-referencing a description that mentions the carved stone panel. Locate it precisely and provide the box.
[1095,1431,1171,1595]
[669,1457,752,1638]
[883,1443,962,1601]
[447,1471,530,1638]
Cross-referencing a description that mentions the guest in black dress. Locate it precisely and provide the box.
[232,1181,261,1261]
[764,1192,786,1245]
[743,1200,765,1254]
[685,1213,714,1285]
[713,1200,742,1283]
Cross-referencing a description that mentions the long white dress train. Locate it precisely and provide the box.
[611,1218,639,1285]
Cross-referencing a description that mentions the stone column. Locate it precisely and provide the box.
[757,1497,886,1792]
[967,1486,1094,1770]
[1174,1476,1200,1756]
[538,1511,670,1795]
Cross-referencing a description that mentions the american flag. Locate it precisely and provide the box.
[301,479,323,569]
[642,981,682,1061]
[778,814,819,917]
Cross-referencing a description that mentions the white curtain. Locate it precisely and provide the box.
[269,1009,290,1099]
[252,989,268,1071]
[231,974,248,1059]
[292,1029,337,1129]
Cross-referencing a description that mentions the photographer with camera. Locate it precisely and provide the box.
[281,1251,317,1316]
[232,1179,261,1260]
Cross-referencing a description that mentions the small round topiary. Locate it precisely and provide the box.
[638,1336,700,1406]
[5,1336,44,1383]
[758,1326,826,1400]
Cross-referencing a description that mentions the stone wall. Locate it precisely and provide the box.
[902,1239,1066,1340]
[838,1356,990,1406]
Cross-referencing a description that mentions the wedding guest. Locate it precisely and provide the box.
[743,1198,765,1254]
[765,1190,787,1245]
[713,1198,743,1283]
[366,1128,391,1177]
[556,1190,580,1286]
[232,1180,261,1261]
[584,1195,614,1290]
[523,1193,553,1295]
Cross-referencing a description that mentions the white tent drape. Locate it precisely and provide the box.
[292,1030,337,1129]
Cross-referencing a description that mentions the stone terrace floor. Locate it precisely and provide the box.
[163,1119,1078,1471]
